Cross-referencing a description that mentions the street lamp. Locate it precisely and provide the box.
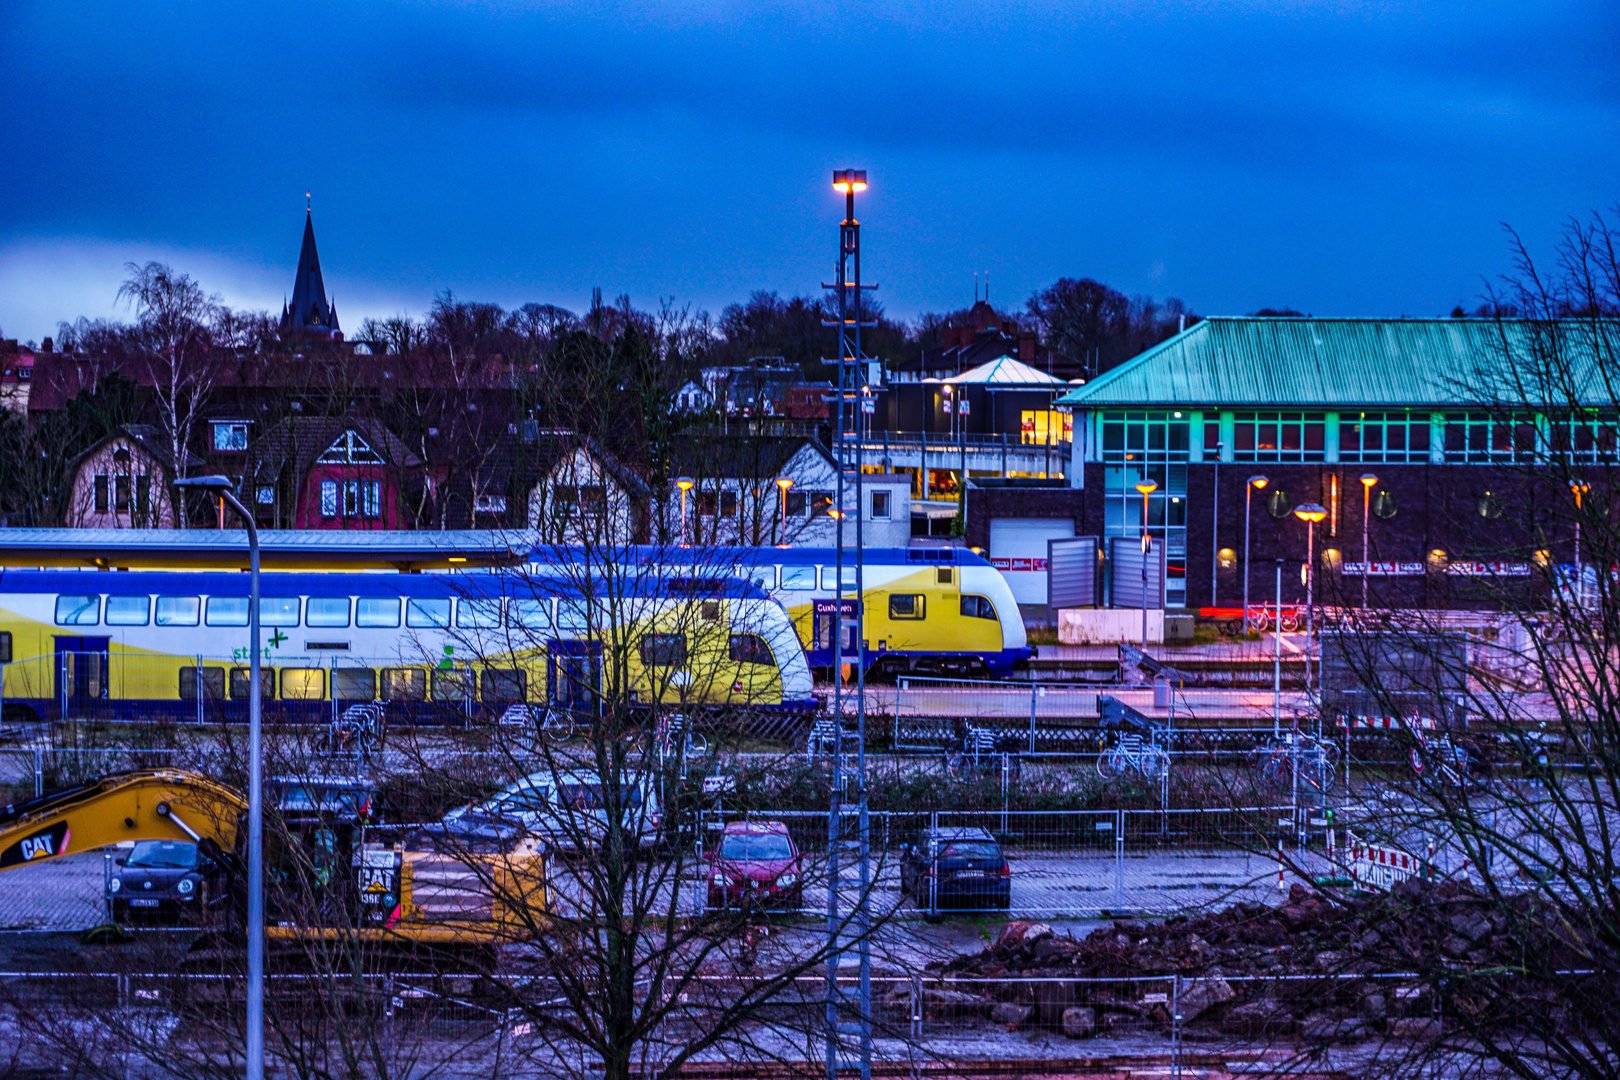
[1135,480,1158,648]
[674,476,695,545]
[173,475,262,1080]
[1569,478,1591,607]
[1243,476,1269,632]
[1292,502,1328,695]
[1359,474,1378,609]
[776,477,794,543]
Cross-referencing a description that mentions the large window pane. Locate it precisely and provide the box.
[332,667,377,701]
[382,667,427,702]
[229,667,275,700]
[457,598,502,628]
[54,595,100,626]
[179,666,225,701]
[105,596,149,626]
[509,598,551,629]
[280,668,325,700]
[262,597,300,627]
[155,596,199,627]
[480,668,526,702]
[307,597,351,627]
[356,597,400,628]
[407,598,451,628]
[205,596,250,627]
[780,566,816,590]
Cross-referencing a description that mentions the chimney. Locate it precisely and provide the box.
[40,337,53,353]
[1018,333,1036,362]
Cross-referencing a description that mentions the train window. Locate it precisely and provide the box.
[639,633,687,667]
[307,597,351,628]
[556,602,590,635]
[820,566,857,591]
[54,595,100,626]
[333,667,377,701]
[509,598,552,630]
[480,668,526,703]
[179,666,226,701]
[206,596,250,626]
[780,566,816,590]
[960,595,998,620]
[356,597,401,628]
[432,668,474,702]
[229,667,275,700]
[407,598,451,628]
[280,668,325,700]
[382,667,427,701]
[155,596,200,627]
[0,631,11,664]
[700,600,721,623]
[888,594,926,620]
[105,596,150,626]
[457,599,502,628]
[936,567,954,586]
[743,565,777,590]
[262,597,300,627]
[729,634,775,666]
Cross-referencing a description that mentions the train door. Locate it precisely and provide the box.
[547,639,602,716]
[54,636,110,717]
[809,599,859,669]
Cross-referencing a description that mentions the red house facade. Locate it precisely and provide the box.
[293,427,409,530]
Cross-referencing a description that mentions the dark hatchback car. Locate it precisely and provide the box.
[707,821,803,910]
[108,840,226,923]
[899,827,1011,917]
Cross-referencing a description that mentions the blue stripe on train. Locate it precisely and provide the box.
[807,646,1033,675]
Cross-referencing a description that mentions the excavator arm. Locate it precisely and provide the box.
[0,769,246,869]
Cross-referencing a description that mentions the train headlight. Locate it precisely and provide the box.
[109,878,121,893]
[177,877,196,895]
[777,873,798,888]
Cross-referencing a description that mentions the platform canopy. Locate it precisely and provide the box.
[0,529,537,571]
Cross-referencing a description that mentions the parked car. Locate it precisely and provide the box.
[899,826,1011,917]
[706,821,803,910]
[108,839,225,923]
[444,768,662,853]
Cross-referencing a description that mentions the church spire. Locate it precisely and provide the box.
[280,196,341,339]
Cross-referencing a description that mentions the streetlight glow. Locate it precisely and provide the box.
[833,169,868,192]
[1359,475,1378,608]
[1242,475,1269,633]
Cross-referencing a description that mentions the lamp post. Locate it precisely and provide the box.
[675,476,694,544]
[1571,479,1590,605]
[173,475,261,1080]
[1135,479,1158,648]
[1292,502,1328,695]
[1243,476,1269,632]
[1359,474,1378,609]
[776,477,794,543]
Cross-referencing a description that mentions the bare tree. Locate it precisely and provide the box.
[117,262,222,526]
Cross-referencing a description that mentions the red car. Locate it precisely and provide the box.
[707,821,803,910]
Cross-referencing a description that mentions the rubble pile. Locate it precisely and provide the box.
[902,880,1608,1042]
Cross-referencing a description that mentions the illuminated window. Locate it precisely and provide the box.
[1338,411,1432,463]
[1020,410,1073,446]
[1231,412,1326,463]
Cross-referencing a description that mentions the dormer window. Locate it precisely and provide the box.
[212,422,249,452]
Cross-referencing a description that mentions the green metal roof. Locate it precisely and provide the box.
[1054,317,1618,410]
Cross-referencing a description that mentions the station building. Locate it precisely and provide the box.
[1052,317,1612,614]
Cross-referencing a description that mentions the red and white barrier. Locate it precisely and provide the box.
[1339,715,1438,731]
[1347,831,1426,890]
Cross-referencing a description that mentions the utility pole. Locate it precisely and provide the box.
[821,169,875,1080]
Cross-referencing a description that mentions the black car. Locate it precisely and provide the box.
[108,840,225,923]
[899,826,1011,917]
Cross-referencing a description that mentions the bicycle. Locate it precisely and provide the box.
[325,702,386,761]
[499,703,577,743]
[1096,733,1170,782]
[654,713,709,763]
[1250,732,1339,794]
[944,726,1025,782]
[1409,734,1490,791]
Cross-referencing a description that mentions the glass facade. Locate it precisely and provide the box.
[1099,412,1190,607]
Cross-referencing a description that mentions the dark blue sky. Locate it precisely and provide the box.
[2,1,1615,343]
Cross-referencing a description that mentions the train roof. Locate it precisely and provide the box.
[0,568,774,602]
[0,529,533,571]
[529,544,991,569]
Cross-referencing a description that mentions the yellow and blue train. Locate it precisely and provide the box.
[544,546,1034,678]
[0,566,815,723]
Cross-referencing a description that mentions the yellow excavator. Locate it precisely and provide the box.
[0,769,550,949]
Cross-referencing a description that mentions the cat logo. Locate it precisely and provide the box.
[0,823,70,868]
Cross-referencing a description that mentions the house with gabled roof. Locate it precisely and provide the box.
[62,424,202,529]
[245,417,421,530]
